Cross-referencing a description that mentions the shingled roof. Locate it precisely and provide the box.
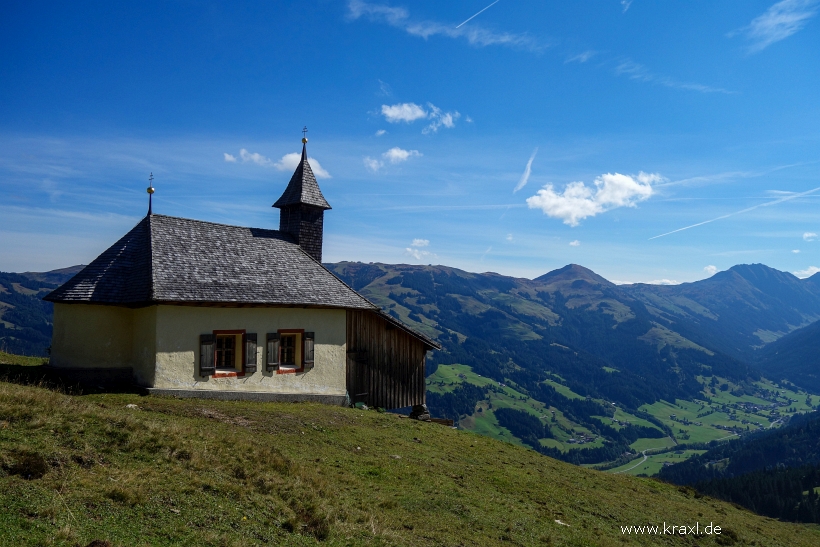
[44,214,372,309]
[272,143,331,210]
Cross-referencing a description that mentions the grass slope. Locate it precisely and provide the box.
[0,351,48,367]
[2,381,818,547]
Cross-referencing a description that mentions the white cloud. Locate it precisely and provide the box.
[569,240,580,247]
[377,79,392,96]
[363,156,382,172]
[272,152,331,178]
[375,129,387,136]
[803,231,817,241]
[405,247,433,261]
[514,148,538,193]
[614,59,733,94]
[383,147,421,164]
[423,104,460,134]
[380,102,460,133]
[614,277,680,285]
[621,0,633,12]
[347,0,543,52]
[793,249,801,253]
[794,266,820,278]
[647,279,680,285]
[704,265,718,275]
[363,147,422,172]
[411,238,429,247]
[465,116,473,123]
[381,102,428,123]
[506,233,513,241]
[565,51,596,63]
[223,153,237,162]
[734,0,819,53]
[239,148,272,167]
[526,172,660,226]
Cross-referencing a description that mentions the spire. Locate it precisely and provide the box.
[147,172,155,215]
[273,132,331,210]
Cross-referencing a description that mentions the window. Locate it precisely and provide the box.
[215,334,236,369]
[266,330,315,374]
[281,334,297,366]
[198,330,257,378]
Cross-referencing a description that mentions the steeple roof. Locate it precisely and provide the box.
[273,142,331,210]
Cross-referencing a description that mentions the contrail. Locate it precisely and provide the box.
[514,147,538,193]
[649,185,820,240]
[456,0,501,28]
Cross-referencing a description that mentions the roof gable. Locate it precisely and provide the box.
[44,216,154,303]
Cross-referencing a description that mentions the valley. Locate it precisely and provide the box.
[426,363,818,475]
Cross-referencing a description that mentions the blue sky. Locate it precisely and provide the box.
[1,1,819,283]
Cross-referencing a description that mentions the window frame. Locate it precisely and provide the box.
[276,328,305,374]
[212,329,246,378]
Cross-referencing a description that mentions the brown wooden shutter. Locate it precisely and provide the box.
[244,333,257,373]
[266,333,280,372]
[304,332,315,369]
[199,334,215,376]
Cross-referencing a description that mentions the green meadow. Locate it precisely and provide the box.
[2,377,819,546]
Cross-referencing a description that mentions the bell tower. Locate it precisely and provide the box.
[273,129,331,262]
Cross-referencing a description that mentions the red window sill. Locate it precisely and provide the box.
[276,366,304,375]
[213,370,246,378]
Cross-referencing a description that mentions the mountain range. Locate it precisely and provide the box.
[328,261,820,396]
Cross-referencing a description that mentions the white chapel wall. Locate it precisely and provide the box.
[50,303,135,369]
[151,305,347,394]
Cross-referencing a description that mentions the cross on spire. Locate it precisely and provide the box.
[302,126,308,144]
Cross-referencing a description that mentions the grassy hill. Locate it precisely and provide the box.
[2,378,819,546]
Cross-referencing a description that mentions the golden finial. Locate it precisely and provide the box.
[147,172,155,214]
[302,126,308,144]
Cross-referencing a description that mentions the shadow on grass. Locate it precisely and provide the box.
[0,364,145,396]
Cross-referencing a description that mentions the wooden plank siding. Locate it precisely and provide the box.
[346,309,428,409]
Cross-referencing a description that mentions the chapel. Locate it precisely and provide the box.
[44,136,438,409]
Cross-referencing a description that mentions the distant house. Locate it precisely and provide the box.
[44,138,439,409]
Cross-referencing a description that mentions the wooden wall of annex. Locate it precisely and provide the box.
[346,310,426,410]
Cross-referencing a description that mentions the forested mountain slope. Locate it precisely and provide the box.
[621,264,820,362]
[658,411,820,523]
[755,318,820,393]
[327,261,754,410]
[0,267,81,355]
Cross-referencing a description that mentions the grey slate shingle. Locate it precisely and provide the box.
[272,144,331,210]
[44,214,440,349]
[44,215,372,309]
